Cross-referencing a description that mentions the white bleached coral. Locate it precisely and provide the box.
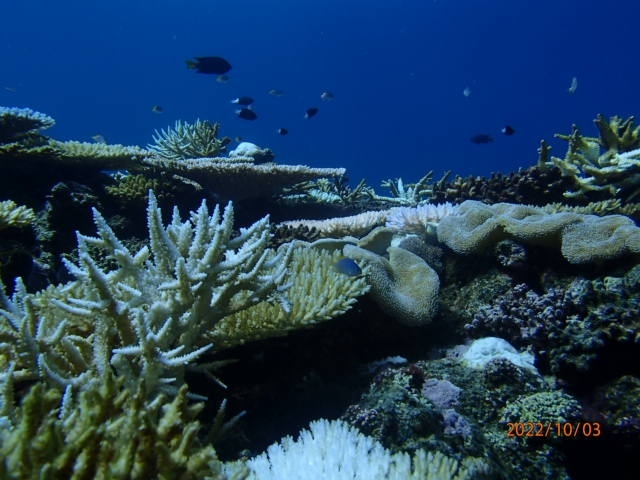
[385,202,459,235]
[0,190,290,398]
[244,418,486,480]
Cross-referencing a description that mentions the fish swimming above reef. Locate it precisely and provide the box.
[216,74,230,84]
[268,89,284,96]
[320,90,334,101]
[186,56,232,75]
[462,86,471,97]
[236,108,258,120]
[305,107,319,119]
[231,96,254,106]
[470,133,493,144]
[151,105,163,114]
[277,127,288,136]
[334,258,362,276]
[501,125,515,136]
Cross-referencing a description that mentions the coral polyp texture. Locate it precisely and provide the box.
[436,200,640,264]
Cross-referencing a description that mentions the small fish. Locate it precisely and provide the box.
[91,134,106,144]
[502,125,515,136]
[334,258,361,276]
[277,127,288,136]
[462,86,471,97]
[304,107,319,119]
[151,105,163,114]
[320,90,334,101]
[567,76,578,94]
[236,108,258,120]
[3,86,17,93]
[234,136,243,142]
[216,74,230,84]
[470,134,493,144]
[268,88,284,96]
[186,56,232,75]
[231,96,254,106]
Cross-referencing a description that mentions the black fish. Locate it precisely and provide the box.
[277,127,288,136]
[236,108,258,120]
[231,96,254,106]
[502,125,515,136]
[470,134,493,144]
[305,107,319,119]
[186,56,232,75]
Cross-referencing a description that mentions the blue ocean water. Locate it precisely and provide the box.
[2,0,638,188]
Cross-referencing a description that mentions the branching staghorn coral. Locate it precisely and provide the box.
[379,171,434,205]
[541,114,640,201]
[0,191,290,400]
[148,119,231,160]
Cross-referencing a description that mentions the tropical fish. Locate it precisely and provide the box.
[501,125,515,136]
[236,108,258,120]
[268,89,284,96]
[304,107,319,119]
[151,105,163,114]
[231,96,254,106]
[277,128,288,136]
[334,258,361,276]
[186,56,232,75]
[320,91,334,101]
[470,134,493,144]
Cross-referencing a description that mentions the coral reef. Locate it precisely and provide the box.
[342,353,574,480]
[142,156,347,201]
[465,265,640,377]
[0,374,229,480]
[0,191,290,398]
[244,419,486,480]
[0,201,36,231]
[0,106,55,144]
[148,119,231,160]
[385,202,459,236]
[428,166,574,206]
[207,244,370,350]
[344,243,440,326]
[278,210,387,239]
[541,114,640,201]
[437,200,640,264]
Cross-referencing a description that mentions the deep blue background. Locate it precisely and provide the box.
[2,0,638,188]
